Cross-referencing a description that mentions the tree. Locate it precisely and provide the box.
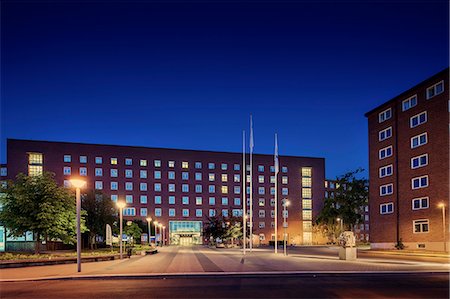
[0,172,87,253]
[316,168,368,243]
[82,191,117,249]
[124,221,142,245]
[223,217,243,246]
[203,215,227,245]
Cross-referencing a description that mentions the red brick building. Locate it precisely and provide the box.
[365,68,449,251]
[1,139,325,246]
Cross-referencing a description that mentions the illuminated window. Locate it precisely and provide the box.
[169,196,175,204]
[168,161,175,168]
[79,167,87,176]
[110,169,118,177]
[125,158,132,165]
[182,209,189,217]
[140,159,147,167]
[209,174,215,181]
[221,197,228,205]
[247,175,251,182]
[169,184,176,192]
[140,195,147,204]
[123,208,136,216]
[302,210,312,220]
[110,158,117,165]
[154,183,161,192]
[125,182,133,190]
[234,198,241,205]
[126,195,133,203]
[28,153,43,176]
[95,168,103,176]
[270,187,275,195]
[221,174,228,182]
[155,208,162,217]
[302,200,312,209]
[195,173,202,181]
[209,209,216,217]
[234,186,240,194]
[95,157,102,164]
[259,198,265,206]
[154,160,161,167]
[80,156,87,163]
[140,183,147,191]
[282,188,288,195]
[64,155,71,163]
[301,167,312,177]
[222,209,229,217]
[140,208,148,217]
[258,176,264,183]
[182,196,189,205]
[221,163,227,170]
[182,161,189,169]
[169,209,175,217]
[95,181,103,190]
[302,177,312,187]
[221,186,228,194]
[282,176,288,184]
[209,197,215,205]
[196,209,202,217]
[302,188,312,198]
[303,221,312,232]
[63,167,71,176]
[196,197,202,205]
[154,196,162,204]
[270,176,275,183]
[234,174,240,182]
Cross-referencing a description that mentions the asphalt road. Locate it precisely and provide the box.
[1,273,448,298]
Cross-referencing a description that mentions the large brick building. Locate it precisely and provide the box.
[1,139,325,246]
[365,68,449,251]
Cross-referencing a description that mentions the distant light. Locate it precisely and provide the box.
[146,217,152,222]
[116,201,126,209]
[438,203,445,208]
[70,179,86,189]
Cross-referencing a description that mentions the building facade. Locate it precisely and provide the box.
[365,68,449,251]
[1,139,325,246]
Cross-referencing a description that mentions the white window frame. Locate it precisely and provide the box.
[379,145,393,160]
[402,94,417,111]
[410,111,427,128]
[379,164,393,178]
[412,197,429,210]
[380,202,394,214]
[412,175,428,190]
[413,219,429,233]
[378,108,392,123]
[379,127,392,141]
[411,132,427,149]
[426,80,444,99]
[379,183,393,196]
[411,153,428,169]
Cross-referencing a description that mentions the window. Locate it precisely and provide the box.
[412,197,429,210]
[154,196,162,204]
[182,161,189,169]
[258,175,264,183]
[232,209,242,217]
[169,184,176,192]
[111,182,118,190]
[379,146,393,159]
[154,183,162,192]
[222,209,229,217]
[196,197,202,205]
[196,209,203,217]
[168,161,175,168]
[234,186,241,194]
[155,208,162,217]
[411,154,428,169]
[258,187,265,195]
[412,175,428,189]
[125,169,133,178]
[168,209,175,217]
[221,186,228,194]
[95,157,102,164]
[195,162,202,169]
[168,171,175,180]
[140,170,147,179]
[182,172,189,180]
[410,111,427,128]
[402,95,417,111]
[282,166,288,173]
[140,195,147,204]
[125,158,132,166]
[140,159,147,166]
[378,108,392,123]
[95,168,103,177]
[63,167,71,175]
[270,176,275,183]
[182,196,189,205]
[140,183,147,191]
[123,208,136,216]
[302,210,312,220]
[247,175,251,182]
[234,174,240,182]
[221,163,228,170]
[379,164,393,178]
[302,177,312,187]
[234,198,241,206]
[221,197,228,205]
[282,210,288,218]
[95,181,103,190]
[140,208,148,217]
[411,133,427,148]
[208,163,215,169]
[80,156,87,163]
[259,198,265,207]
[259,222,265,229]
[64,155,71,163]
[259,210,265,218]
[413,219,429,233]
[302,188,312,198]
[182,184,189,192]
[302,199,312,209]
[111,195,118,202]
[301,167,312,177]
[125,182,133,190]
[258,165,264,172]
[154,160,161,167]
[270,166,275,172]
[379,127,392,141]
[169,196,175,204]
[282,176,288,184]
[28,153,43,176]
[209,209,216,217]
[195,173,202,181]
[380,202,394,214]
[182,209,189,217]
[221,174,228,182]
[110,158,117,165]
[426,80,444,99]
[79,167,87,176]
[209,197,215,205]
[125,195,133,203]
[209,185,215,193]
[282,188,288,195]
[195,185,202,193]
[209,174,215,181]
[110,169,118,177]
[234,164,240,171]
[380,183,393,196]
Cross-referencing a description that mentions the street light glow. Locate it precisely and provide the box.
[146,217,152,222]
[70,178,86,189]
[438,203,445,208]
[116,201,126,209]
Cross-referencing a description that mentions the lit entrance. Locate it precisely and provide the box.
[169,221,202,246]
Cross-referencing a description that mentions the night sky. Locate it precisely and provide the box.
[1,0,448,178]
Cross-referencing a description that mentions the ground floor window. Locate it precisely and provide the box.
[413,219,429,233]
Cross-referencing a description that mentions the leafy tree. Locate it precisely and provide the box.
[0,172,87,253]
[316,168,368,243]
[223,216,243,245]
[82,191,117,249]
[124,221,142,245]
[203,215,227,245]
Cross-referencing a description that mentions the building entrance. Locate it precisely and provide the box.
[169,221,203,245]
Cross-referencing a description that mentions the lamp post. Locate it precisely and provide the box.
[438,203,447,252]
[146,217,152,245]
[283,199,290,256]
[162,226,166,246]
[70,179,86,273]
[337,217,343,232]
[154,221,159,246]
[116,201,126,259]
[159,224,163,246]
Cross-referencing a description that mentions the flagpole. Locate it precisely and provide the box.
[249,115,253,251]
[242,130,246,255]
[274,134,279,254]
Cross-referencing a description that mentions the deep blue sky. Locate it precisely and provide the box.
[1,1,448,178]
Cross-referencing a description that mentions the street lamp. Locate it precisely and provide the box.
[162,226,166,246]
[337,217,343,232]
[70,178,86,273]
[146,217,152,245]
[116,201,126,259]
[154,221,159,246]
[159,223,163,247]
[438,203,447,252]
[283,199,290,256]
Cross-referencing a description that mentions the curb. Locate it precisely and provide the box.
[0,255,121,269]
[1,270,449,283]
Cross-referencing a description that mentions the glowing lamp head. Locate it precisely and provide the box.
[146,217,152,222]
[336,217,341,221]
[154,221,158,225]
[163,226,166,229]
[116,201,126,209]
[70,179,86,189]
[438,203,445,208]
[159,224,162,228]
